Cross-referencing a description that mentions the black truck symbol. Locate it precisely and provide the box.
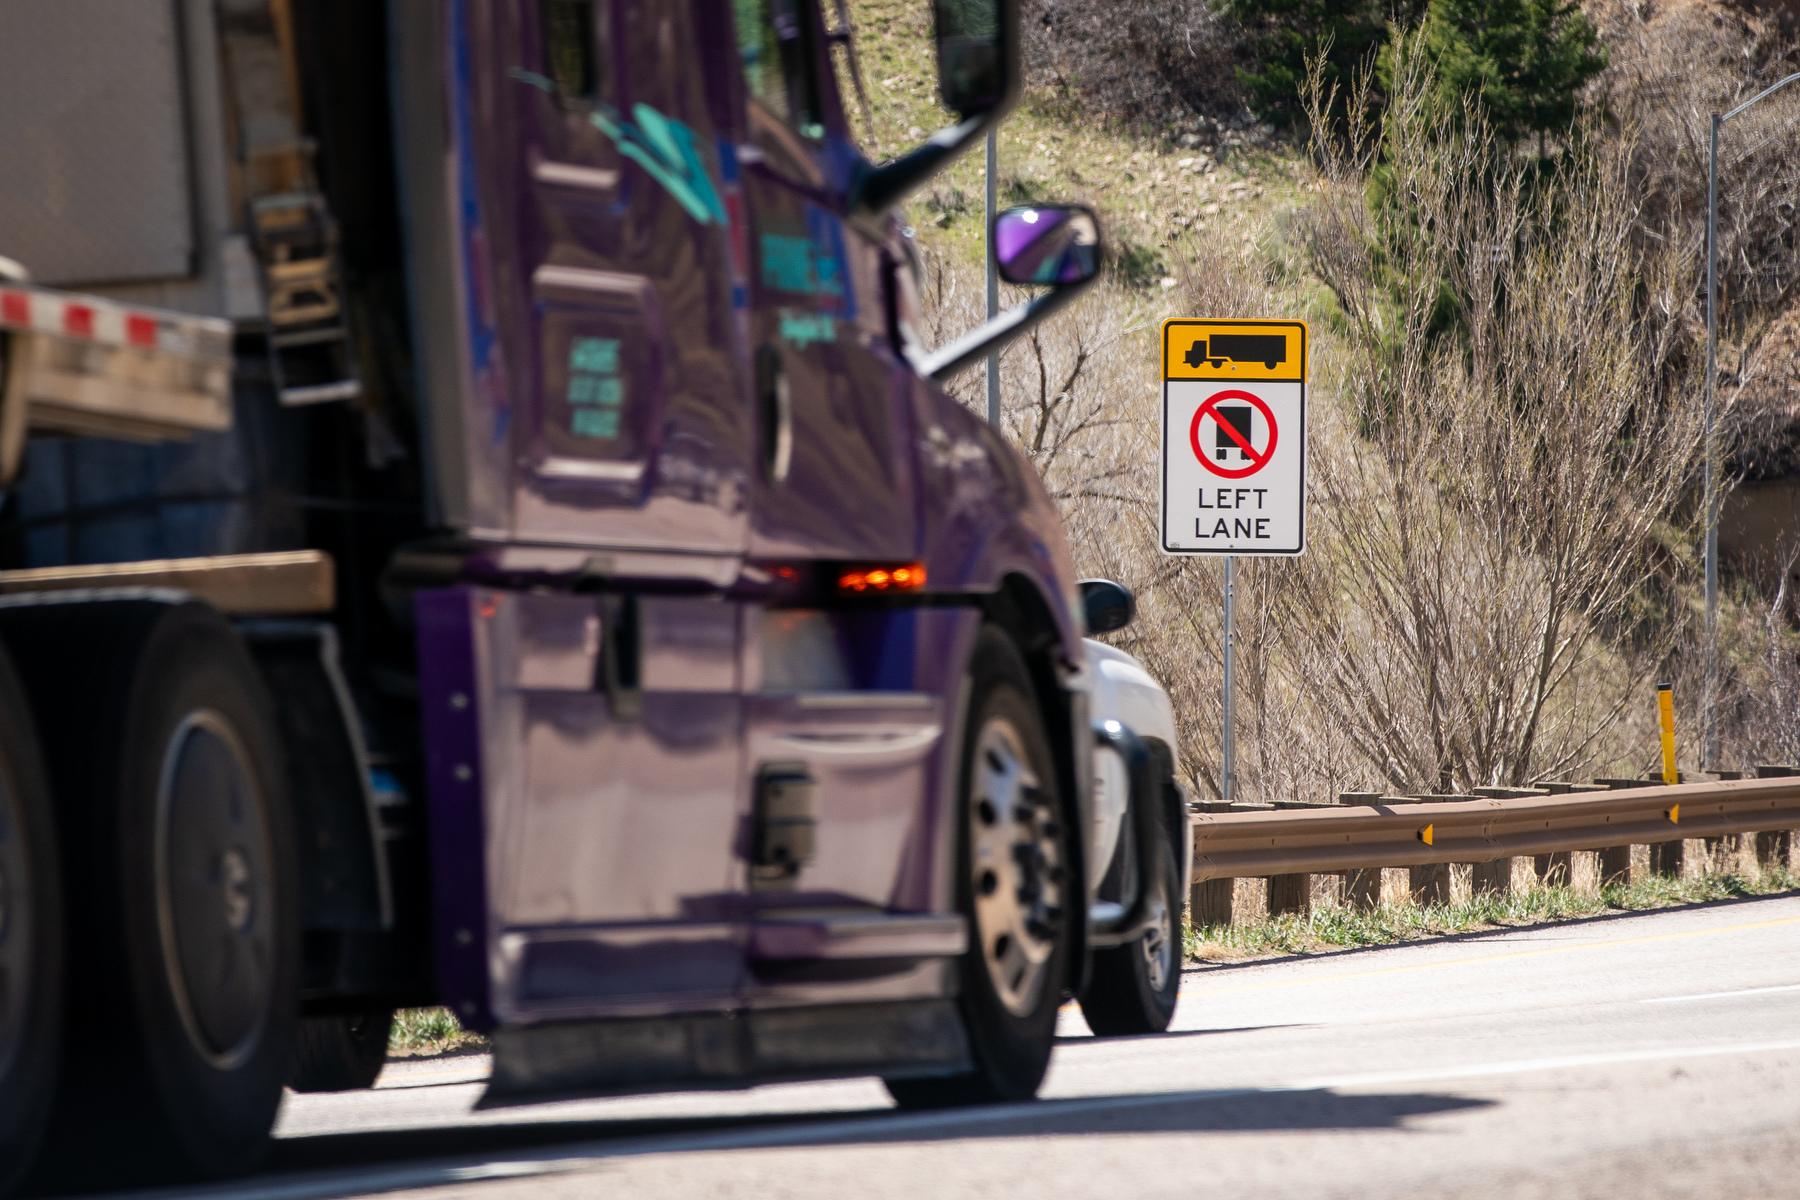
[1215,404,1254,460]
[1184,333,1286,370]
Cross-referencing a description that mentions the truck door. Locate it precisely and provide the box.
[441,0,750,1020]
[725,0,955,1002]
[731,0,918,562]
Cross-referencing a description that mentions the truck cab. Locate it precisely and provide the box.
[0,0,1175,1188]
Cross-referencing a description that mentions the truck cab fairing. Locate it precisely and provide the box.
[408,0,1092,1060]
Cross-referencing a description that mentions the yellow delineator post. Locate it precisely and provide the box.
[1653,681,1684,878]
[1657,682,1679,786]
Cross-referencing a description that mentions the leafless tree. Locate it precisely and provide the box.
[1272,36,1705,791]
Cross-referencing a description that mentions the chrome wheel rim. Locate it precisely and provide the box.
[1140,880,1173,995]
[969,713,1064,1018]
[154,711,274,1070]
[0,759,28,1081]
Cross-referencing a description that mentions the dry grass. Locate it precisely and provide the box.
[1187,860,1800,961]
[388,1008,486,1057]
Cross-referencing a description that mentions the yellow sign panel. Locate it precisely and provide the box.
[1163,318,1308,383]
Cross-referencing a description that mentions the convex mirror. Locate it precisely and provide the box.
[994,205,1101,288]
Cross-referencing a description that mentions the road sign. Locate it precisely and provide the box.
[1161,318,1307,555]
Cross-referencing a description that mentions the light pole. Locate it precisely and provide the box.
[1704,71,1800,770]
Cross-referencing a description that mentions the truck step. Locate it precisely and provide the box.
[278,380,362,407]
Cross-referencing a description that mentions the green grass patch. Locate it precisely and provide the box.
[1186,867,1800,961]
[388,1007,486,1057]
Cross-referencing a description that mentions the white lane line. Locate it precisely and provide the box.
[103,1036,1800,1200]
[1288,1037,1800,1092]
[1642,983,1800,1005]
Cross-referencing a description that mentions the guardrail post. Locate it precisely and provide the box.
[1381,796,1443,904]
[1538,783,1607,884]
[1753,765,1799,871]
[1337,792,1385,909]
[1266,800,1319,917]
[1189,801,1237,927]
[1470,788,1547,895]
[1702,770,1744,870]
[1640,773,1686,879]
[1402,793,1477,905]
[1593,779,1649,886]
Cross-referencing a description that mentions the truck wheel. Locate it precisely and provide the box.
[0,648,62,1197]
[1079,810,1180,1037]
[1,600,298,1183]
[886,628,1071,1108]
[291,1006,394,1092]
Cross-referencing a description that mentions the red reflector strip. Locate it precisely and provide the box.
[0,285,232,363]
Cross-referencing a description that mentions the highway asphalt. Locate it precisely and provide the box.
[69,892,1800,1200]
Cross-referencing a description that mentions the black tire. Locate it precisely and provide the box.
[885,627,1072,1109]
[0,647,62,1198]
[291,1006,394,1093]
[2,599,299,1185]
[1079,808,1180,1037]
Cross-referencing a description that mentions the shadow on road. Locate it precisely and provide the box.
[36,1073,1495,1199]
[187,1085,1494,1200]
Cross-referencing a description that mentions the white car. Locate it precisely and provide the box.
[1075,580,1193,1036]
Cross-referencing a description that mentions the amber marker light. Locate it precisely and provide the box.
[837,564,927,594]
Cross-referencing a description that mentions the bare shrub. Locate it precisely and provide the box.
[1021,0,1248,136]
[1271,36,1705,791]
[1714,529,1800,767]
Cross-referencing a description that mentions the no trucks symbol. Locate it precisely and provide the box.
[1190,389,1277,480]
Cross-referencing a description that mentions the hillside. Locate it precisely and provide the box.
[848,0,1300,292]
[846,0,1800,802]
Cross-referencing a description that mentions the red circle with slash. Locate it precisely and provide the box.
[1189,389,1278,479]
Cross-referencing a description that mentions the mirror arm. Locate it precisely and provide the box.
[850,106,1009,219]
[917,272,1097,384]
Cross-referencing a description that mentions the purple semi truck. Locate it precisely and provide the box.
[0,0,1187,1189]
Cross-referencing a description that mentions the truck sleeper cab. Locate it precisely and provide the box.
[0,0,1175,1188]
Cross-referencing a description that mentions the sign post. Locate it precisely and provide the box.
[1222,553,1235,802]
[1160,319,1309,801]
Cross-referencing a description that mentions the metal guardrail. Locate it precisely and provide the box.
[1191,776,1800,884]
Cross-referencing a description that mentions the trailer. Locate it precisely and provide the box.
[0,0,1188,1191]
